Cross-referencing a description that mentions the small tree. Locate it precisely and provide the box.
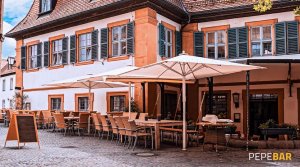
[125,98,141,113]
[9,92,29,110]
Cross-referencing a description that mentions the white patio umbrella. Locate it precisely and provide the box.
[106,52,265,150]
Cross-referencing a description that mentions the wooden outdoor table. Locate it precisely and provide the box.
[134,119,183,150]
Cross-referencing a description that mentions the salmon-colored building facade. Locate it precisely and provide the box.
[5,0,300,137]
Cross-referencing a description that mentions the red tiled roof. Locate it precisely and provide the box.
[0,60,16,76]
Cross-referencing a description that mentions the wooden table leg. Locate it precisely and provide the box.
[155,124,160,150]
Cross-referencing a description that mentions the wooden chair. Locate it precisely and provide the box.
[75,113,90,136]
[108,116,119,141]
[53,113,69,136]
[114,116,127,144]
[62,112,71,117]
[122,112,129,117]
[130,112,138,120]
[138,113,148,121]
[99,115,112,139]
[91,113,103,138]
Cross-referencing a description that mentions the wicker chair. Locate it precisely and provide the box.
[108,116,119,141]
[114,116,127,145]
[99,115,112,139]
[91,113,103,138]
[41,110,54,129]
[75,113,90,136]
[53,113,69,136]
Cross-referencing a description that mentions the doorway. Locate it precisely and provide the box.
[162,92,178,120]
[249,94,278,136]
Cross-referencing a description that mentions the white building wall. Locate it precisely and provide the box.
[22,12,135,114]
[0,74,16,109]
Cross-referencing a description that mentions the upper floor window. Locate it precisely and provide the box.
[41,0,51,13]
[165,28,173,58]
[10,78,13,90]
[112,25,127,57]
[2,79,5,91]
[251,26,272,56]
[206,31,226,59]
[52,39,63,65]
[29,44,38,69]
[79,33,92,62]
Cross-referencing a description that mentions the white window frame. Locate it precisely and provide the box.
[41,0,51,13]
[206,31,226,59]
[10,78,13,90]
[79,33,92,62]
[251,25,272,56]
[52,39,63,66]
[2,79,5,91]
[29,45,38,69]
[164,28,173,58]
[112,25,127,57]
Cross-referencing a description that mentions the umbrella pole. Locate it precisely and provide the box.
[128,82,132,119]
[182,76,187,151]
[88,83,91,135]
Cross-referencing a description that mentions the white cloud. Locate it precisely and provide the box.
[2,0,33,59]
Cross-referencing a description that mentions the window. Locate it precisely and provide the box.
[112,25,127,57]
[51,98,62,111]
[206,31,226,59]
[165,28,173,58]
[110,95,125,112]
[9,100,13,109]
[2,100,5,109]
[251,26,272,56]
[52,39,63,66]
[41,0,51,13]
[2,79,5,91]
[29,45,38,69]
[79,33,92,62]
[205,93,229,119]
[10,78,13,90]
[78,97,89,111]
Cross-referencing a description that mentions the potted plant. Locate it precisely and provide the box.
[259,119,297,140]
[125,98,141,113]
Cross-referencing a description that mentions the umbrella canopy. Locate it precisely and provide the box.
[105,53,265,151]
[108,55,265,81]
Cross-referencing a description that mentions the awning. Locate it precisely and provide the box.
[229,54,300,64]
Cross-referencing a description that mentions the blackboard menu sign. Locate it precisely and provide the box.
[16,115,37,143]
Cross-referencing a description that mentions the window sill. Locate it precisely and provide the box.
[107,55,130,62]
[49,65,64,70]
[75,60,95,66]
[26,68,39,73]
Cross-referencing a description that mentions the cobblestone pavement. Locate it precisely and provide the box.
[0,125,300,167]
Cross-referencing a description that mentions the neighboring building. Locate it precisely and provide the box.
[5,0,300,136]
[0,59,16,109]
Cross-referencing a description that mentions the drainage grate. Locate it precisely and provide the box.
[133,152,158,157]
[60,146,78,149]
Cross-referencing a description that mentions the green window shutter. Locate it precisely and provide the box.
[62,37,69,65]
[275,22,286,55]
[287,21,299,54]
[194,32,203,57]
[175,31,182,56]
[91,29,99,60]
[127,22,134,55]
[21,46,27,70]
[37,43,42,68]
[70,35,76,63]
[228,28,237,58]
[43,41,49,67]
[159,23,165,57]
[100,28,108,59]
[238,27,248,58]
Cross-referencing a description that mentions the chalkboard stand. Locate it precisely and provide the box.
[4,114,40,149]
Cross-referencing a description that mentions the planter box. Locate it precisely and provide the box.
[260,128,296,140]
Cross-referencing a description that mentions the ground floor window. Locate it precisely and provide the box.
[78,97,89,111]
[204,92,230,119]
[2,100,5,109]
[51,98,62,111]
[107,92,128,113]
[110,95,125,112]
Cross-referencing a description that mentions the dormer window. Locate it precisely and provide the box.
[40,0,52,13]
